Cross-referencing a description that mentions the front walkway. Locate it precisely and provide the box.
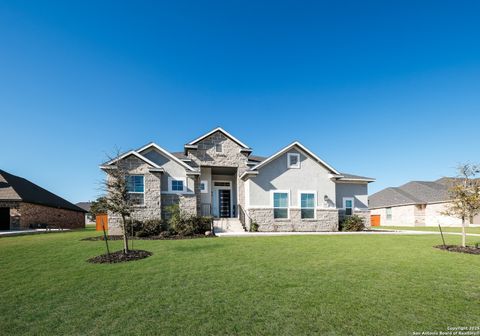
[0,229,69,237]
[216,230,480,238]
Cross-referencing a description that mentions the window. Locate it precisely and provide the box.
[200,180,208,194]
[172,180,184,191]
[386,207,392,220]
[169,177,186,193]
[273,192,289,219]
[300,193,315,219]
[343,197,354,216]
[214,181,231,187]
[215,143,223,153]
[287,153,300,169]
[126,175,144,205]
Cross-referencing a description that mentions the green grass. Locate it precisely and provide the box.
[1,229,479,335]
[375,225,480,234]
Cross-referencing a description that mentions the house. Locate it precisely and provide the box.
[369,178,480,227]
[76,202,95,224]
[100,127,374,234]
[0,169,86,230]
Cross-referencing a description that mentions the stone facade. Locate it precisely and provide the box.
[187,131,250,213]
[247,208,339,232]
[0,201,84,230]
[160,194,197,219]
[338,209,371,228]
[107,155,162,235]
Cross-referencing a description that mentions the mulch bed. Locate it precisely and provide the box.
[82,234,213,241]
[434,245,480,255]
[87,249,153,264]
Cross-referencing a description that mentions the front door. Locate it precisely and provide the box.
[212,181,232,218]
[0,208,10,230]
[218,190,231,218]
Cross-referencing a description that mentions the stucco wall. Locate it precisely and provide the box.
[142,148,194,193]
[248,148,336,207]
[336,183,369,209]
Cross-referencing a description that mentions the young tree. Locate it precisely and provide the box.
[90,196,108,220]
[442,164,480,247]
[102,153,134,254]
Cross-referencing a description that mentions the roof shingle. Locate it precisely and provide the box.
[0,170,86,212]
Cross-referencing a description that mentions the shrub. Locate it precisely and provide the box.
[136,219,165,237]
[340,215,365,231]
[250,221,259,232]
[166,204,212,236]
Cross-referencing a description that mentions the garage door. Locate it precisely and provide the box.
[0,208,10,230]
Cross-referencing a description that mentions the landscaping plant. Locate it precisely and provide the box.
[442,163,480,247]
[340,215,365,231]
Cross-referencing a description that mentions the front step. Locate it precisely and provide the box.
[213,218,245,233]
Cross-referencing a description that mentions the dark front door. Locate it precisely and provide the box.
[0,208,10,230]
[219,190,231,218]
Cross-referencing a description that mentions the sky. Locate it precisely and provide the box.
[1,0,479,203]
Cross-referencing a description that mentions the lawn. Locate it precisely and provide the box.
[1,229,479,336]
[375,225,480,234]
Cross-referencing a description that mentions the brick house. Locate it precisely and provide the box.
[101,127,374,234]
[369,178,480,227]
[0,169,86,230]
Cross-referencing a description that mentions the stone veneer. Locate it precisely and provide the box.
[187,131,250,213]
[338,209,371,227]
[247,208,339,232]
[0,201,84,230]
[107,155,162,235]
[161,194,197,219]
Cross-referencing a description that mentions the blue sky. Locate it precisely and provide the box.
[1,0,479,203]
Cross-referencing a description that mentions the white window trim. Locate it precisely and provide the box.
[271,190,290,219]
[215,143,223,153]
[200,180,208,194]
[287,153,301,169]
[386,207,392,221]
[299,190,317,219]
[168,177,187,193]
[127,175,145,206]
[343,197,354,215]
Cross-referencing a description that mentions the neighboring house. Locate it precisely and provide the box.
[76,202,95,224]
[100,127,374,234]
[0,169,86,230]
[369,178,480,227]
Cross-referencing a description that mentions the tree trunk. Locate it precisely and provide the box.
[461,217,466,248]
[121,214,129,254]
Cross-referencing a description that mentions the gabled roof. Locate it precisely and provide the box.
[0,170,86,212]
[369,178,453,209]
[336,173,376,182]
[101,150,162,169]
[137,143,196,171]
[76,202,91,212]
[186,127,250,149]
[247,141,340,175]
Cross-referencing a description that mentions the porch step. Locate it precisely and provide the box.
[213,218,245,233]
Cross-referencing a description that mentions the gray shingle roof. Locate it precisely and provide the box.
[339,173,375,181]
[76,202,92,212]
[369,178,453,209]
[0,170,86,212]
